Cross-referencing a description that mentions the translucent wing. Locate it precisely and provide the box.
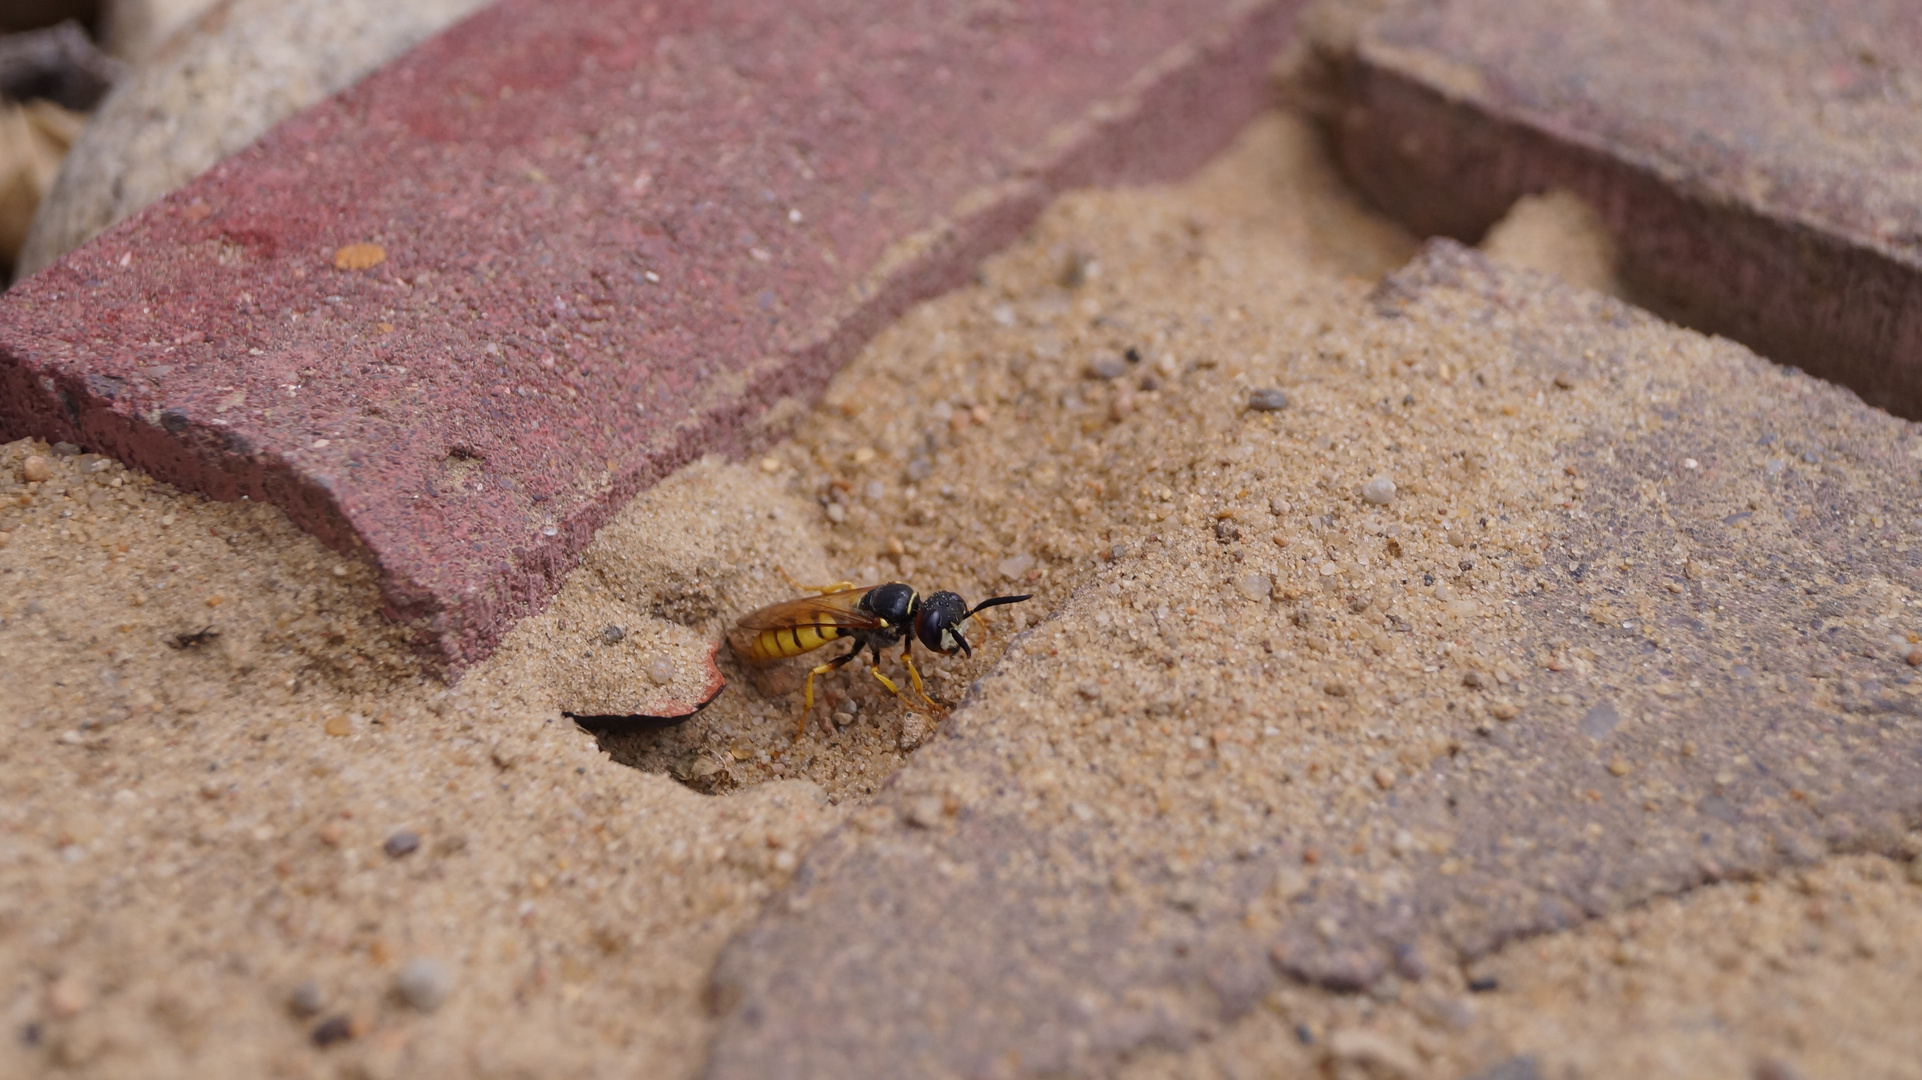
[733,588,884,633]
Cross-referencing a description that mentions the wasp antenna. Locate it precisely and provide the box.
[967,593,1033,618]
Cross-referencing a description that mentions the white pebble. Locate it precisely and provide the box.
[395,958,452,1012]
[824,503,846,523]
[996,553,1035,580]
[1361,476,1397,505]
[1236,572,1273,601]
[646,656,678,685]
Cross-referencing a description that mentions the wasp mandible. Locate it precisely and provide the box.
[729,571,1032,740]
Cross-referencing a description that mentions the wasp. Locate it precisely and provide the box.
[730,572,1032,740]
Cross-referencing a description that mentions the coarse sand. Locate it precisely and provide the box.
[2,110,1920,1079]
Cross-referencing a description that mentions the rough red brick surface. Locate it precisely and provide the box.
[0,0,1305,669]
[1330,0,1922,419]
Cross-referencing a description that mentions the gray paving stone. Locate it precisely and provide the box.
[1327,0,1922,418]
[701,241,1922,1079]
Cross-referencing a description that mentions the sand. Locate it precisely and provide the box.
[2,109,1918,1079]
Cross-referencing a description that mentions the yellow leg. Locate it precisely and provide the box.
[867,664,906,702]
[797,650,857,741]
[777,565,857,595]
[899,648,947,715]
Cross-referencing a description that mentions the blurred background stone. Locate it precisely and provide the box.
[0,20,116,277]
[101,0,222,64]
[0,0,103,36]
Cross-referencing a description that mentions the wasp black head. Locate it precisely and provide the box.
[913,590,1033,656]
[862,582,918,628]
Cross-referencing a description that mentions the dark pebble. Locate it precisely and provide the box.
[1467,975,1500,993]
[383,829,421,858]
[288,979,325,1018]
[1214,520,1240,543]
[1247,388,1290,411]
[1293,1021,1314,1046]
[1392,941,1428,980]
[599,624,626,646]
[311,1014,354,1048]
[20,1021,43,1048]
[1125,346,1141,363]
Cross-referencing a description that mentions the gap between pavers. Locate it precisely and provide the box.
[0,0,1307,672]
[1321,0,1922,420]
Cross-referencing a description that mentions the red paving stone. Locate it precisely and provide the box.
[1330,0,1922,419]
[0,0,1305,669]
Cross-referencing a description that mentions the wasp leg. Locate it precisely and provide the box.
[776,565,858,596]
[899,642,949,716]
[867,663,906,700]
[798,645,862,741]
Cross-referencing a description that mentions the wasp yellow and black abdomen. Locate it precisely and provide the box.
[733,622,846,666]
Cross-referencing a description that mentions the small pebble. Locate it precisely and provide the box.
[906,457,933,481]
[1906,646,1922,667]
[824,503,846,524]
[1908,858,1922,886]
[1461,671,1484,689]
[905,796,946,829]
[20,455,51,483]
[599,624,626,646]
[323,715,355,737]
[1489,700,1520,721]
[1360,476,1397,505]
[996,553,1035,580]
[1467,975,1500,993]
[395,958,453,1012]
[310,1014,355,1047]
[1372,767,1396,790]
[1247,388,1290,411]
[288,980,326,1018]
[1608,757,1632,777]
[1087,357,1128,379]
[1214,520,1240,543]
[382,829,421,858]
[646,655,678,685]
[46,975,88,1018]
[759,456,782,473]
[1236,572,1273,601]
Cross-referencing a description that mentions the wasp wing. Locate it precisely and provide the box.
[733,588,888,632]
[728,588,888,666]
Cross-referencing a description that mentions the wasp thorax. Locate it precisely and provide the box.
[863,582,918,628]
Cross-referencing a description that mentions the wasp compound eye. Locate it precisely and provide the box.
[914,591,970,654]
